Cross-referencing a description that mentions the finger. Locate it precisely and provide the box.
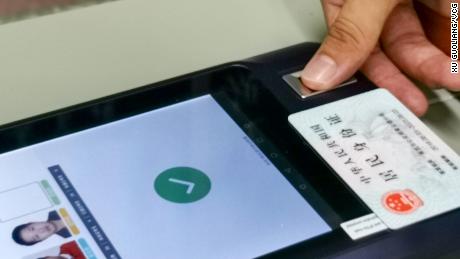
[416,0,457,17]
[381,3,460,91]
[321,0,344,27]
[301,0,402,90]
[414,0,451,55]
[361,47,429,116]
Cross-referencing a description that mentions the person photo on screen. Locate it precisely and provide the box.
[36,241,87,259]
[11,210,71,246]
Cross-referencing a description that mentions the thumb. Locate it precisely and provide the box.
[301,0,401,90]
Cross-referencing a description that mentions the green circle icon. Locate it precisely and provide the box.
[154,167,211,203]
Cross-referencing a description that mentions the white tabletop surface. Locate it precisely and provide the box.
[0,0,326,125]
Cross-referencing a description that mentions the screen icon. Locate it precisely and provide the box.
[154,167,211,203]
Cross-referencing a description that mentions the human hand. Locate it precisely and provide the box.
[301,0,459,116]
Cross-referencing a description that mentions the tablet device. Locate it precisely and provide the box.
[1,43,459,259]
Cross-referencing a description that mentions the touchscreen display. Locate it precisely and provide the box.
[0,95,330,259]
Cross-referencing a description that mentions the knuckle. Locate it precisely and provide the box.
[327,17,368,52]
[386,32,426,51]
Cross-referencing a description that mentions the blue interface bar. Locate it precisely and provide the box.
[49,165,122,259]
